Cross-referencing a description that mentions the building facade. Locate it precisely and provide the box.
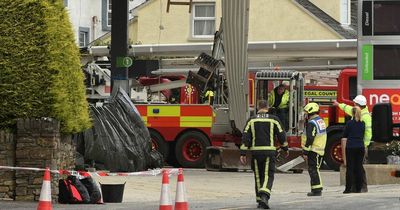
[121,0,356,45]
[64,0,146,47]
[89,0,358,85]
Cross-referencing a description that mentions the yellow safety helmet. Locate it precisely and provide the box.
[304,102,319,114]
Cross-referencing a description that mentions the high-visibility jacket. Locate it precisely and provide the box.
[240,110,288,156]
[338,103,372,147]
[205,90,214,97]
[268,89,289,109]
[301,115,327,156]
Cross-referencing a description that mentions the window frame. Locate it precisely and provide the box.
[102,0,111,31]
[79,27,90,48]
[107,0,112,27]
[340,0,350,25]
[191,3,216,38]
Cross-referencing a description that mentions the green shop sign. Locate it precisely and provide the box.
[362,44,373,81]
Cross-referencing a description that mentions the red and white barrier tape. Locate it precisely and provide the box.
[0,166,179,177]
[90,168,179,177]
[0,166,61,174]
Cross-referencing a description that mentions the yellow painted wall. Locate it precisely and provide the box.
[135,0,221,44]
[126,0,341,45]
[129,19,138,44]
[310,0,341,22]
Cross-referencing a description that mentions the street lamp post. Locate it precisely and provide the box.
[110,0,131,97]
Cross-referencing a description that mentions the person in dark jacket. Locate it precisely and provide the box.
[240,100,289,209]
[342,107,366,193]
[334,95,370,193]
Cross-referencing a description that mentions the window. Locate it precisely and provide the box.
[192,4,215,38]
[340,0,350,25]
[79,27,90,47]
[64,0,68,7]
[107,0,112,27]
[102,0,111,31]
[79,32,87,47]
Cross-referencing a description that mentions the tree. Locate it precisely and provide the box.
[0,0,91,133]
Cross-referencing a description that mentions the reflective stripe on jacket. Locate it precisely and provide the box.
[301,115,327,156]
[268,90,289,109]
[240,111,287,155]
[338,103,372,147]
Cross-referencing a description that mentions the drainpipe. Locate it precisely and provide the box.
[92,16,98,42]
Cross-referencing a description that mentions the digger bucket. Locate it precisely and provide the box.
[275,148,306,173]
[205,146,306,173]
[194,53,222,72]
[205,146,251,171]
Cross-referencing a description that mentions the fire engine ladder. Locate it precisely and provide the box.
[85,62,111,100]
[255,70,304,136]
[146,79,187,93]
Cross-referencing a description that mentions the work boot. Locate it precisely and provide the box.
[343,187,352,194]
[307,191,322,196]
[259,195,270,209]
[360,186,368,193]
[351,184,368,193]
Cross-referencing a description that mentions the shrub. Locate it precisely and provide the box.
[0,0,91,133]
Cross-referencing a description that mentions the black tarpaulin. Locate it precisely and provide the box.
[77,88,163,172]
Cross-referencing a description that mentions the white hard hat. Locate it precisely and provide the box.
[281,81,290,86]
[353,95,367,106]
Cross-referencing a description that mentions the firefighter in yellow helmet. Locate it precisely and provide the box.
[302,102,327,196]
[204,88,214,105]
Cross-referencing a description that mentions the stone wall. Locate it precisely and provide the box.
[0,118,76,202]
[340,164,400,185]
[59,135,76,173]
[0,130,15,200]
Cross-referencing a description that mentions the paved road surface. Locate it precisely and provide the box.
[1,169,399,209]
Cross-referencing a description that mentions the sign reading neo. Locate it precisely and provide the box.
[363,89,400,123]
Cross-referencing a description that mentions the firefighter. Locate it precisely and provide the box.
[268,83,289,131]
[204,88,214,105]
[334,95,371,192]
[240,100,288,209]
[302,102,327,196]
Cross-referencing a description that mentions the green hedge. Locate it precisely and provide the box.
[0,0,91,133]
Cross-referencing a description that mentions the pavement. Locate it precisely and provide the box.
[1,169,400,209]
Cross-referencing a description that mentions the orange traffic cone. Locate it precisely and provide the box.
[37,167,52,210]
[174,168,188,210]
[159,170,173,210]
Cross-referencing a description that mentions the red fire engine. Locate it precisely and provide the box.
[129,68,358,170]
[85,62,360,170]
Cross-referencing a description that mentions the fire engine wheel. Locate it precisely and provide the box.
[175,131,211,168]
[324,133,343,171]
[150,130,169,160]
